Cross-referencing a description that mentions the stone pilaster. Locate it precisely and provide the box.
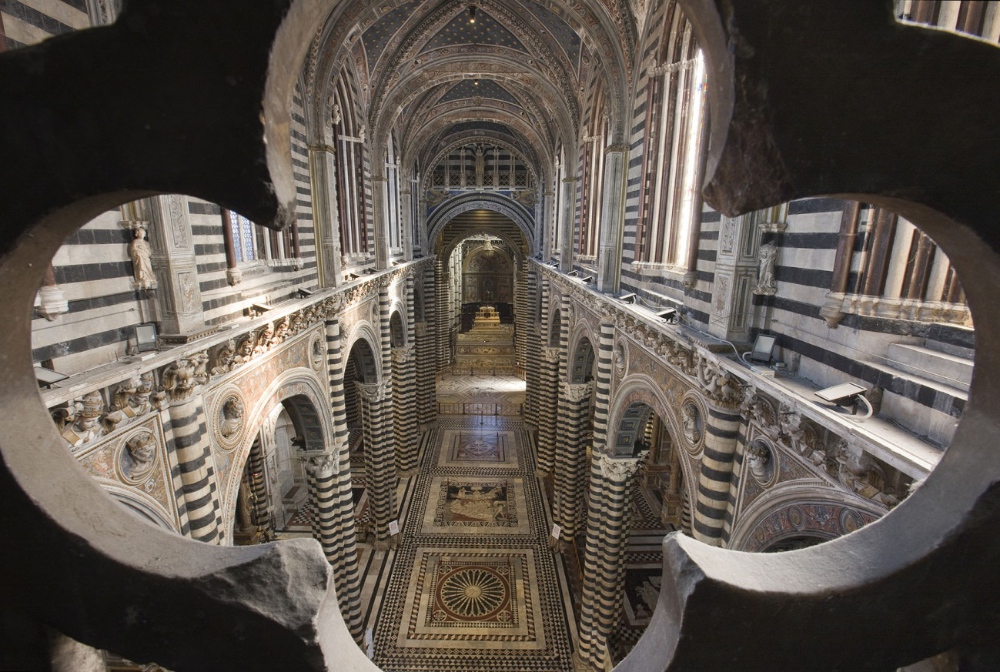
[596,146,628,294]
[709,213,761,342]
[576,453,644,671]
[551,380,594,550]
[559,177,578,273]
[371,174,389,271]
[308,145,343,288]
[146,194,205,337]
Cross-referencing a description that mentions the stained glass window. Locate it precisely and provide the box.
[229,210,256,262]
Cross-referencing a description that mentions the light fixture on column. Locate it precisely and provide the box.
[469,4,476,23]
[618,293,637,304]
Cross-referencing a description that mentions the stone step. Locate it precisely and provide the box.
[886,342,973,392]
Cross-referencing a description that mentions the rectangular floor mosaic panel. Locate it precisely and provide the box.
[437,429,519,469]
[396,548,544,650]
[421,476,531,535]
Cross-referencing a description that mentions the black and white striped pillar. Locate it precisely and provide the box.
[323,318,364,642]
[535,346,560,476]
[551,380,594,550]
[164,357,220,544]
[523,268,540,427]
[435,257,450,371]
[576,453,644,671]
[590,322,616,454]
[693,402,742,546]
[357,381,396,550]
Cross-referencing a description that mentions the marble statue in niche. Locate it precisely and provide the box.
[755,243,778,295]
[746,441,771,482]
[129,225,157,290]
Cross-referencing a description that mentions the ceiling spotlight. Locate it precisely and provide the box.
[469,4,476,23]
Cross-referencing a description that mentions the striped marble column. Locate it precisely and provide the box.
[304,453,337,558]
[422,264,437,375]
[392,344,418,474]
[551,380,593,551]
[722,414,751,545]
[535,345,561,476]
[693,402,742,546]
[576,453,644,671]
[247,438,271,537]
[393,276,419,473]
[415,321,436,430]
[514,261,528,373]
[435,258,450,372]
[163,357,220,544]
[590,322,616,454]
[523,268,540,427]
[357,381,396,550]
[324,319,364,643]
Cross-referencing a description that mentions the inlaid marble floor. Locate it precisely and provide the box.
[357,376,577,672]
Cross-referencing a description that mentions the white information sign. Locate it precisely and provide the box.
[389,519,400,536]
[551,523,562,540]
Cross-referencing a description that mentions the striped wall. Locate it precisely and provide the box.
[1,0,90,51]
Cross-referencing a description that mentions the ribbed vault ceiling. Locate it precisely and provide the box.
[307,0,639,186]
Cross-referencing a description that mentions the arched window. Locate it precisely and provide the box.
[635,8,708,267]
[578,83,605,260]
[332,72,370,264]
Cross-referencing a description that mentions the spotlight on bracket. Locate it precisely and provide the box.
[567,270,579,277]
[815,382,874,420]
[618,293,637,304]
[247,303,272,318]
[469,4,476,23]
[656,308,677,322]
[583,276,594,284]
[297,288,314,299]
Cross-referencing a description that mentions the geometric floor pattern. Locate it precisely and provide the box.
[370,380,576,671]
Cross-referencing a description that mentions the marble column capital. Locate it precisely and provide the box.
[597,452,645,482]
[355,381,387,402]
[391,345,415,364]
[560,381,594,402]
[542,346,561,363]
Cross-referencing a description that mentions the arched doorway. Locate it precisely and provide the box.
[232,392,327,544]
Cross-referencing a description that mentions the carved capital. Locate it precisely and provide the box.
[356,381,386,403]
[560,381,593,403]
[161,356,203,403]
[305,452,339,478]
[598,452,643,482]
[391,345,415,364]
[542,346,561,363]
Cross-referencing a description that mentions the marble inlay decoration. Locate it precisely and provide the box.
[397,548,544,649]
[423,475,530,534]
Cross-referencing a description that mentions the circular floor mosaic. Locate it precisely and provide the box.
[437,566,510,622]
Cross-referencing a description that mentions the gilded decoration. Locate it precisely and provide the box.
[740,501,880,553]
